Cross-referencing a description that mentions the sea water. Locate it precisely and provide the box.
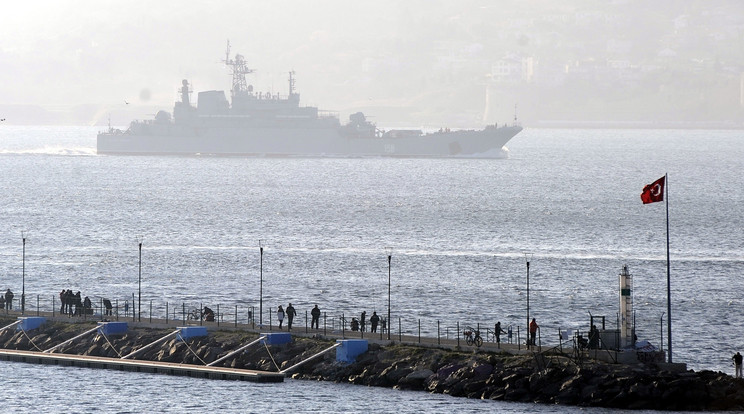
[0,126,742,412]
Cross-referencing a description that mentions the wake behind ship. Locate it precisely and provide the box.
[97,44,522,157]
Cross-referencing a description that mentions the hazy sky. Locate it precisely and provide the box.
[2,1,743,126]
[1,0,441,108]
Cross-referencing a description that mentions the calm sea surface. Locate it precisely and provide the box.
[0,126,742,412]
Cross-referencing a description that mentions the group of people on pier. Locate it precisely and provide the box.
[349,310,382,333]
[59,289,93,316]
[274,303,335,332]
[272,304,385,334]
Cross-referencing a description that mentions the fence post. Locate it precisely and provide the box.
[305,310,308,333]
[149,300,152,324]
[418,319,421,343]
[166,302,169,324]
[217,304,220,327]
[437,320,440,345]
[457,321,460,347]
[323,312,327,336]
[235,305,238,328]
[538,327,541,352]
[37,295,40,317]
[518,326,521,351]
[398,317,402,342]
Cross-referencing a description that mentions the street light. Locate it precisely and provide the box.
[385,247,392,340]
[259,240,264,326]
[137,237,143,322]
[21,231,26,314]
[525,253,533,346]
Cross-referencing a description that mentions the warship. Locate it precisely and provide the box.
[97,44,522,157]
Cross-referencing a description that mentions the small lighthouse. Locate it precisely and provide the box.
[619,265,635,348]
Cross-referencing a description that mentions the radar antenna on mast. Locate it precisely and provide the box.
[223,40,255,98]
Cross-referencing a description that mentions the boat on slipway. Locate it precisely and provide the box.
[97,44,522,157]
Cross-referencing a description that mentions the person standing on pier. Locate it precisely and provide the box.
[370,311,380,333]
[277,305,285,329]
[311,304,321,329]
[529,318,539,347]
[5,289,14,310]
[74,291,82,316]
[83,296,92,314]
[494,321,505,346]
[733,352,743,378]
[285,303,297,331]
[360,311,366,332]
[589,325,600,349]
[65,290,73,314]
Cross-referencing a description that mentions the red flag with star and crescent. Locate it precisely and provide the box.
[641,176,665,204]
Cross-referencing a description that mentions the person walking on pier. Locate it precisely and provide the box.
[285,303,297,331]
[733,352,743,378]
[311,304,321,329]
[277,305,285,329]
[370,311,380,333]
[529,318,539,347]
[494,321,505,346]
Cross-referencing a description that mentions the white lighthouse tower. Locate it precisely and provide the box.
[619,265,634,348]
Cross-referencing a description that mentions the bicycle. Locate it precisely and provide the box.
[187,308,202,321]
[463,327,483,347]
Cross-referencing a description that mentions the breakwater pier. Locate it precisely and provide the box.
[0,348,284,382]
[1,312,744,411]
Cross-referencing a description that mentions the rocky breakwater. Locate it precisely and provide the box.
[2,318,744,411]
[296,344,744,411]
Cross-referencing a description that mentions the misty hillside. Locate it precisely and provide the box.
[0,0,742,127]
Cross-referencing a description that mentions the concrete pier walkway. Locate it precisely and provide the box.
[0,347,284,383]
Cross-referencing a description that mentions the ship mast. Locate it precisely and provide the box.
[224,40,254,99]
[288,71,296,96]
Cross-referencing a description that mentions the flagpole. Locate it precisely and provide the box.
[665,173,672,364]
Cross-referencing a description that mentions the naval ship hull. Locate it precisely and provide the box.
[97,125,523,157]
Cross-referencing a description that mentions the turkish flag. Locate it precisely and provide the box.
[641,176,665,204]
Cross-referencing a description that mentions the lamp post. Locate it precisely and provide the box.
[138,237,143,322]
[385,247,392,340]
[259,240,264,326]
[525,253,533,346]
[21,232,26,314]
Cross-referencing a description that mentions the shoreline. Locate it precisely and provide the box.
[2,314,744,411]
